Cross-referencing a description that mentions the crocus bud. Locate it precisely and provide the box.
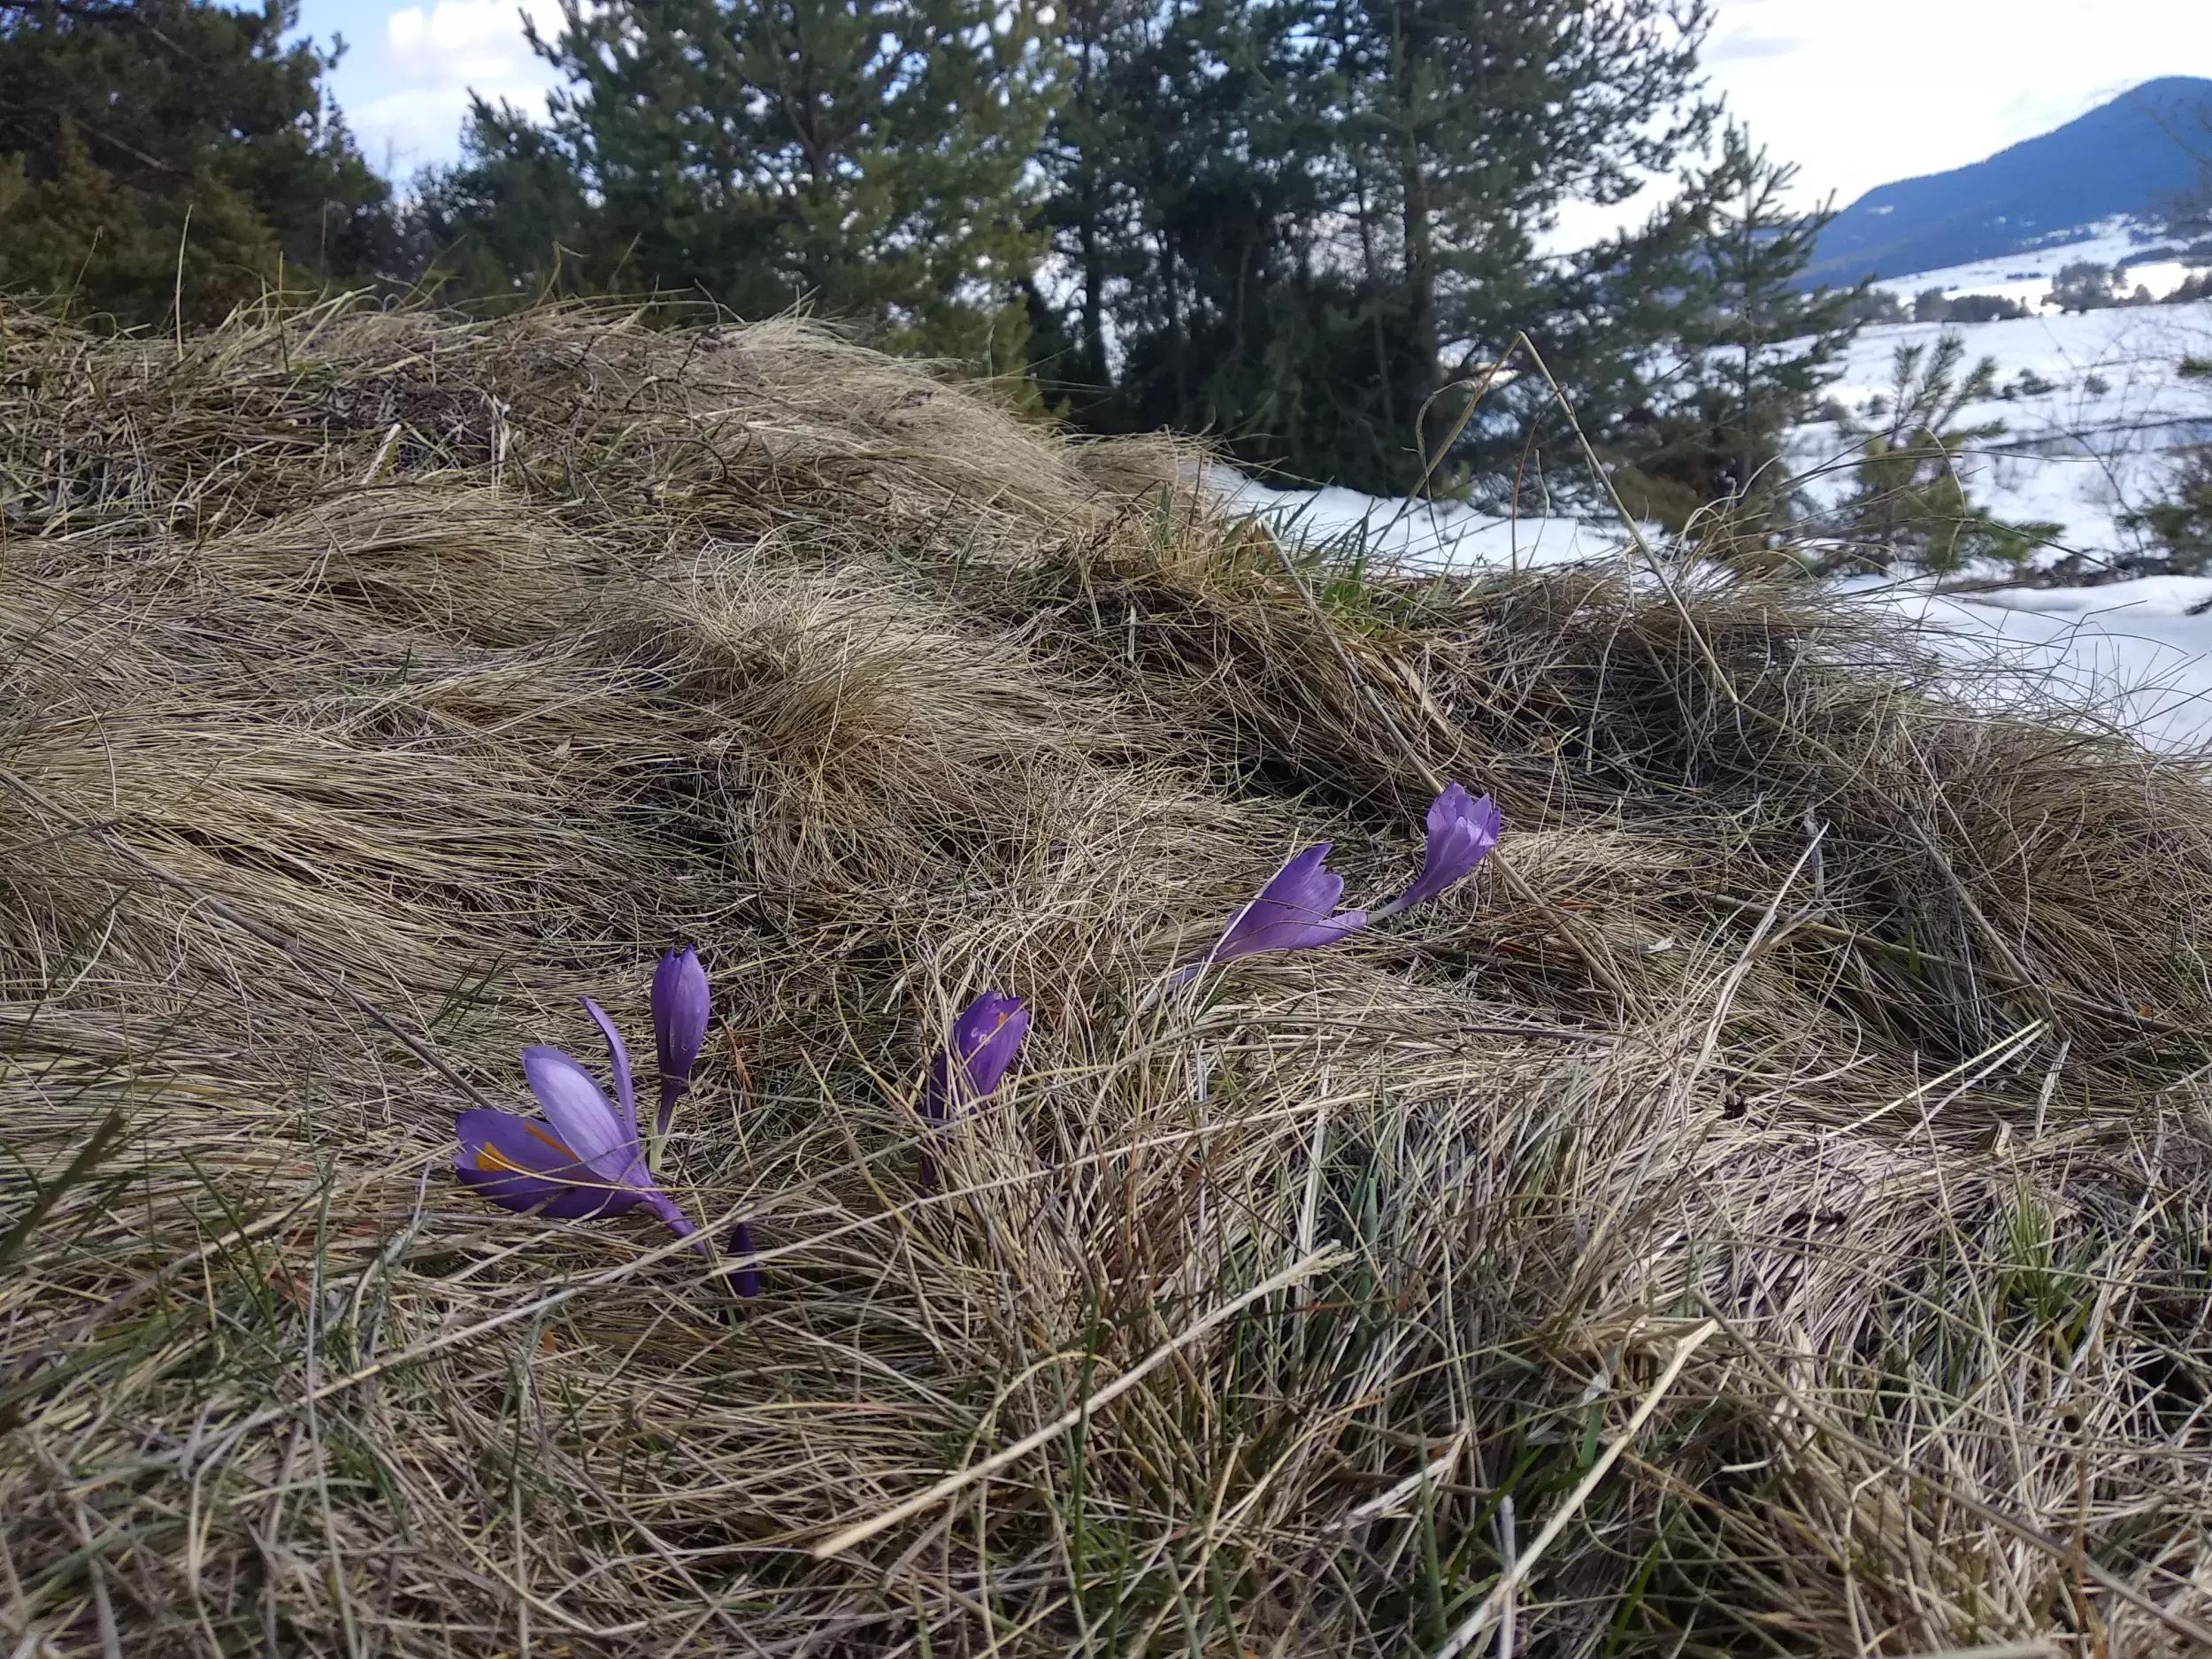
[649,946,710,1141]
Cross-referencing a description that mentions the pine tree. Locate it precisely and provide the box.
[1035,0,1152,403]
[1610,125,1861,534]
[2121,357,2212,572]
[1098,0,1343,453]
[404,99,593,308]
[1315,0,1716,487]
[2049,261,2116,311]
[1829,334,2057,574]
[1842,288,1909,326]
[0,0,389,326]
[1039,0,1715,492]
[515,0,1053,363]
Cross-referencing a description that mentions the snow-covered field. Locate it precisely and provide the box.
[1220,465,2212,751]
[1219,297,2212,580]
[1801,296,2212,563]
[1210,224,2212,754]
[1857,577,2212,751]
[1868,218,2211,310]
[1205,470,1618,572]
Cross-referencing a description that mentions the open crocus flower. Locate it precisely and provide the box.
[456,997,703,1252]
[1180,844,1368,979]
[1371,783,1502,920]
[650,945,710,1142]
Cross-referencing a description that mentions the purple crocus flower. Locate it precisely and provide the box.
[917,989,1029,1192]
[723,1220,762,1301]
[1371,784,1502,920]
[455,997,702,1251]
[650,946,710,1141]
[1183,844,1368,979]
[923,989,1031,1125]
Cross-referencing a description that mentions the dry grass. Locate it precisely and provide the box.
[5,297,2212,1657]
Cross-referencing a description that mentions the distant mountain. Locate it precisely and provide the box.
[1806,77,2212,286]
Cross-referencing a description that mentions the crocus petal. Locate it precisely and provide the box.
[925,990,1030,1123]
[645,1190,704,1245]
[580,996,639,1135]
[1210,845,1370,963]
[454,1161,595,1218]
[454,1108,647,1220]
[724,1219,762,1299]
[950,990,1030,1099]
[522,1045,645,1187]
[918,990,1031,1191]
[652,947,710,1080]
[1217,905,1369,959]
[922,1051,954,1129]
[650,946,710,1140]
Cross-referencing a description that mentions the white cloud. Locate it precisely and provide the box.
[1706,28,1803,65]
[353,1,565,171]
[352,81,550,173]
[385,0,561,81]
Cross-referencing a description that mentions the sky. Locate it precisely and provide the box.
[301,0,2212,215]
[302,0,565,178]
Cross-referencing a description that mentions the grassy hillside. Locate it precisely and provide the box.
[5,300,2212,1656]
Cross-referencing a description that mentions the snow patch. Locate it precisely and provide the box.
[1214,472,2212,754]
[1794,297,2212,565]
[1870,218,2211,309]
[1207,238,2212,755]
[1857,579,2212,752]
[1203,467,1626,574]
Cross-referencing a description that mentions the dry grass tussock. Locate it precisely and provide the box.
[5,298,2212,1658]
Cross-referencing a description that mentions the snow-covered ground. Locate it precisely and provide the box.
[1209,227,2212,755]
[1205,469,1619,572]
[1217,298,2212,581]
[1855,577,2212,751]
[1218,465,2212,751]
[1214,469,2212,758]
[1797,296,2212,565]
[1868,218,2211,310]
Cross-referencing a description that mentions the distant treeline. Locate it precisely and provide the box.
[2,0,1873,513]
